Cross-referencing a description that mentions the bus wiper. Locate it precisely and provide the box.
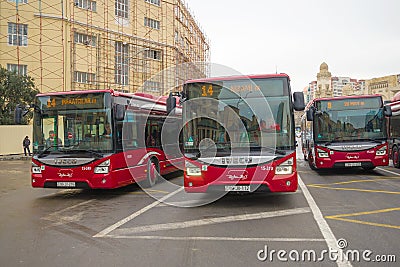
[77,149,103,158]
[364,138,384,144]
[262,146,286,155]
[38,145,62,158]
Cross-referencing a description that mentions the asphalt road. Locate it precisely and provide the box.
[0,148,398,267]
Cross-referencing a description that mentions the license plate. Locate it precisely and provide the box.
[56,182,76,187]
[224,185,251,192]
[345,162,362,167]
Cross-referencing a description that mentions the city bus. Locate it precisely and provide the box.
[29,89,182,189]
[386,92,400,168]
[178,74,305,193]
[301,95,392,170]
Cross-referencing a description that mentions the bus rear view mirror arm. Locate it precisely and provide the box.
[384,105,392,117]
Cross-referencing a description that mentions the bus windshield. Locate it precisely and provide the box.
[314,106,387,144]
[32,93,113,155]
[183,78,294,157]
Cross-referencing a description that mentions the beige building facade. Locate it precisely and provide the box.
[0,0,210,95]
[366,74,400,101]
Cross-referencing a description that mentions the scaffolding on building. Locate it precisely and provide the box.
[0,0,210,95]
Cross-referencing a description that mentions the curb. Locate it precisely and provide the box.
[0,154,31,161]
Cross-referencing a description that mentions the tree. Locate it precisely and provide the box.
[0,66,39,125]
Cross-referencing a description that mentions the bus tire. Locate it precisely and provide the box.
[308,152,317,170]
[392,146,400,168]
[140,159,159,188]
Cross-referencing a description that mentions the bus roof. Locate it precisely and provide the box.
[305,94,383,110]
[185,73,290,84]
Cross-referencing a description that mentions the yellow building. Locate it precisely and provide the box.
[0,0,210,95]
[366,74,400,101]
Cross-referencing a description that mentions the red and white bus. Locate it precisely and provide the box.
[386,92,400,168]
[30,89,182,189]
[180,74,305,193]
[301,95,392,170]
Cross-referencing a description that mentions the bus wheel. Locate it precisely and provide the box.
[141,159,159,188]
[308,152,317,170]
[393,146,400,168]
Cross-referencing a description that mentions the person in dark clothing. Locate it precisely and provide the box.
[23,136,31,156]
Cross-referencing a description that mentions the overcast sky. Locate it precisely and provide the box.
[184,0,400,92]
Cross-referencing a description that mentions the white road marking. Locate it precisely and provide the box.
[107,235,325,242]
[298,174,352,267]
[112,207,311,235]
[93,187,183,237]
[377,167,400,176]
[42,199,95,220]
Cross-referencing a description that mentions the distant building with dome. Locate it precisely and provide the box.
[306,62,364,101]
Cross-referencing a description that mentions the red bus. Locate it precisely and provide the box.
[301,95,392,170]
[386,92,400,168]
[180,74,305,193]
[30,89,182,189]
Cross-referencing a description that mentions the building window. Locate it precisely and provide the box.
[74,71,96,84]
[145,0,160,6]
[144,80,160,92]
[115,0,128,19]
[74,32,97,47]
[144,17,160,30]
[115,41,129,85]
[7,0,28,3]
[144,49,161,60]
[74,0,97,12]
[7,64,27,76]
[8,22,28,46]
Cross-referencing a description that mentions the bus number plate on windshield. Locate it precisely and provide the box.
[345,162,362,167]
[56,182,76,187]
[225,185,250,192]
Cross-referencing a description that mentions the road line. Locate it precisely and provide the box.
[308,177,400,186]
[42,199,95,220]
[308,185,400,195]
[377,167,400,176]
[325,217,400,230]
[298,174,352,267]
[107,235,325,242]
[113,207,311,235]
[93,187,183,237]
[327,207,400,218]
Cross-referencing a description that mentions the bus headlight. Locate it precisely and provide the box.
[185,161,201,176]
[94,159,110,174]
[32,162,41,174]
[275,158,293,175]
[317,148,329,158]
[376,146,387,156]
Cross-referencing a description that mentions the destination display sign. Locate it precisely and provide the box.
[40,93,106,110]
[318,97,382,111]
[185,78,287,100]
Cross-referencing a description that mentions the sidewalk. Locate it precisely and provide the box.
[0,154,31,161]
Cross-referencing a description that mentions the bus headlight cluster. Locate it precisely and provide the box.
[275,158,293,175]
[317,148,329,158]
[185,161,201,176]
[94,159,110,174]
[376,146,387,156]
[32,162,41,174]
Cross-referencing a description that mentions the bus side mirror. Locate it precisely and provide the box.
[293,92,305,111]
[306,107,314,121]
[384,105,392,117]
[167,93,176,115]
[115,104,125,121]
